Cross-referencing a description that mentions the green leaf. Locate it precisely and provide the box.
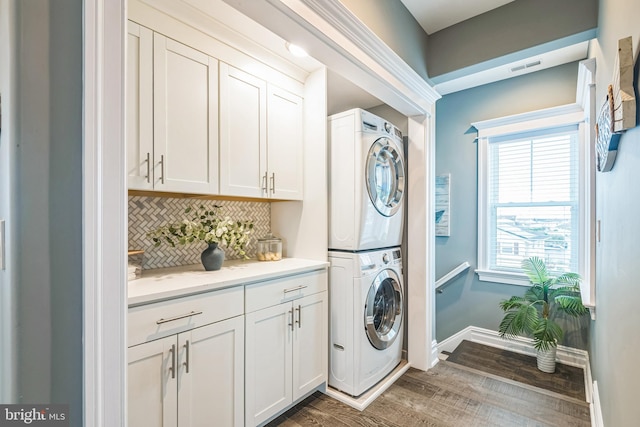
[533,318,563,351]
[554,295,589,316]
[525,285,545,303]
[498,303,539,339]
[521,256,549,285]
[555,272,581,286]
[499,296,526,312]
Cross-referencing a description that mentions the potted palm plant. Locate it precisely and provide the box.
[498,256,589,373]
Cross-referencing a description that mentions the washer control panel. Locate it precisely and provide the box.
[358,248,402,275]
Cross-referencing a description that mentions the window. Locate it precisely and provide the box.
[473,104,591,286]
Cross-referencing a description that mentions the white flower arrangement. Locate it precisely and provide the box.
[147,205,254,258]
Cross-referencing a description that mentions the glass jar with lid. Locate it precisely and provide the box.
[256,233,282,261]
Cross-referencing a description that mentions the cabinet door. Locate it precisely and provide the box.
[292,292,327,400]
[178,316,244,427]
[267,86,304,200]
[126,21,153,190]
[245,303,292,426]
[219,63,267,198]
[128,336,178,427]
[154,33,219,194]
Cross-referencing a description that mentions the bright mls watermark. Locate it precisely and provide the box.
[0,405,68,426]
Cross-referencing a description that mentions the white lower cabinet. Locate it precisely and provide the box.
[128,269,328,427]
[128,315,244,427]
[244,272,328,426]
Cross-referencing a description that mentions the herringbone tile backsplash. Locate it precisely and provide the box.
[128,196,270,270]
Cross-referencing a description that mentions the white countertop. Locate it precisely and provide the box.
[128,258,329,306]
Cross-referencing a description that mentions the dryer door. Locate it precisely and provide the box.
[364,268,403,350]
[365,137,405,217]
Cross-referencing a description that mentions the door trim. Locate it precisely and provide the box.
[83,0,127,425]
[85,0,438,422]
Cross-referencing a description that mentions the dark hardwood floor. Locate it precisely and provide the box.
[267,341,590,426]
[446,340,586,401]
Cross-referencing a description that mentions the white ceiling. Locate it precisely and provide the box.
[400,0,515,34]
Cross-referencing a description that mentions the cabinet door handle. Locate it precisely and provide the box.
[183,340,190,374]
[261,172,268,194]
[159,154,165,184]
[270,173,275,194]
[145,152,151,183]
[288,309,294,331]
[295,305,301,328]
[283,285,307,294]
[169,344,176,379]
[156,310,203,325]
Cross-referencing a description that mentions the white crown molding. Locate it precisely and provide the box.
[298,0,440,106]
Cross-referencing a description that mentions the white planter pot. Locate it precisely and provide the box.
[537,347,557,373]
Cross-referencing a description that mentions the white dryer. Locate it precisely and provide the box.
[329,108,405,251]
[328,247,404,397]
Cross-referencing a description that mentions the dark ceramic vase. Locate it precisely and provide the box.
[201,243,225,271]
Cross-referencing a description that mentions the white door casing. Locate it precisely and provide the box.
[85,0,438,424]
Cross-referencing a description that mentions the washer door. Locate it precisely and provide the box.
[365,137,405,217]
[364,268,403,350]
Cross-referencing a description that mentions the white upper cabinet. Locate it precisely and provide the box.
[220,63,304,200]
[153,33,219,194]
[127,22,154,190]
[267,86,304,200]
[126,24,219,195]
[219,63,267,198]
[127,14,305,200]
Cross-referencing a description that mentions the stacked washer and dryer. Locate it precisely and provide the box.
[328,108,406,397]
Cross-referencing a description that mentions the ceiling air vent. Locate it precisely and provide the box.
[510,60,542,73]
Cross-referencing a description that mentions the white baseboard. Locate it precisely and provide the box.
[438,326,589,368]
[591,380,604,427]
[430,339,439,368]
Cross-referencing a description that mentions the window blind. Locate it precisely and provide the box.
[487,125,579,274]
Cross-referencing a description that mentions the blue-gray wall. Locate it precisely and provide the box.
[340,0,429,82]
[340,0,597,87]
[434,61,590,349]
[589,0,640,424]
[428,0,598,82]
[16,0,83,423]
[0,0,18,402]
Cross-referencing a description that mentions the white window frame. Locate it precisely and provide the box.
[473,102,593,292]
